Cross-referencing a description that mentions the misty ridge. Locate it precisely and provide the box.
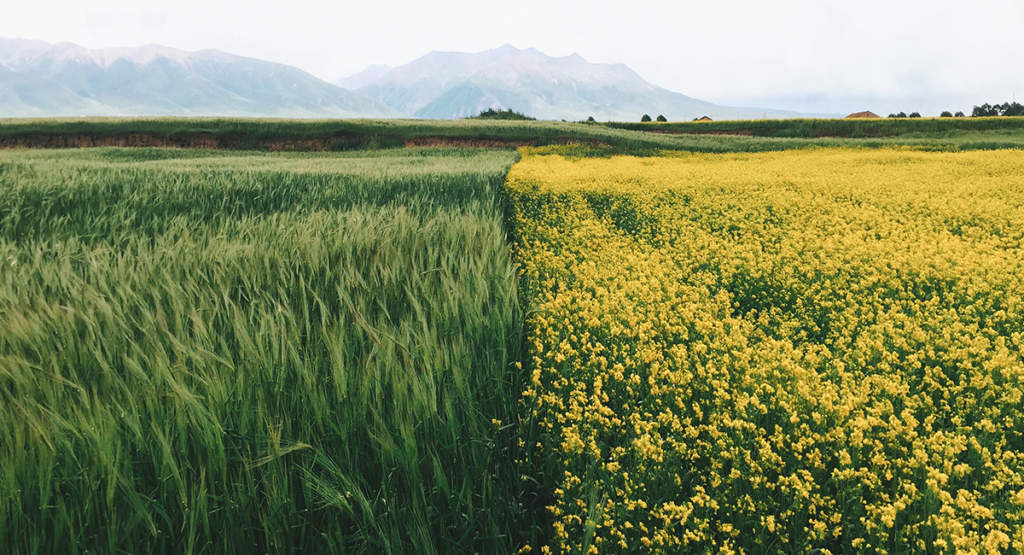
[0,38,816,120]
[1,38,1018,121]
[0,38,395,118]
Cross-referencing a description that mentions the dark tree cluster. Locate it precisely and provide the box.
[890,111,971,118]
[640,114,668,122]
[467,108,535,120]
[896,102,1024,118]
[971,102,1024,117]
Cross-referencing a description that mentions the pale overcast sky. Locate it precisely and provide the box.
[2,0,1022,115]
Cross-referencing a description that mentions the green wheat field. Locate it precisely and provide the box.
[1,147,527,553]
[3,118,1024,553]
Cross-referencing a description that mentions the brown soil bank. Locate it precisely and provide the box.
[0,133,377,151]
[0,133,606,151]
[647,128,754,136]
[403,136,539,148]
[401,136,609,148]
[0,133,222,149]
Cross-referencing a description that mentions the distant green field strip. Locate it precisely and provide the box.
[3,117,1024,154]
[607,115,1024,137]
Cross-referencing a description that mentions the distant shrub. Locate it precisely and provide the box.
[955,111,966,117]
[656,115,667,122]
[467,108,535,120]
[641,114,652,122]
[940,111,953,118]
[888,112,908,118]
[586,116,596,123]
[909,112,922,118]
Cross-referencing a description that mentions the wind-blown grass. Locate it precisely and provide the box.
[0,147,526,553]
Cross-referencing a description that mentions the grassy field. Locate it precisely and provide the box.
[4,119,1024,553]
[607,116,1024,138]
[0,147,528,553]
[3,117,1024,153]
[507,147,1024,553]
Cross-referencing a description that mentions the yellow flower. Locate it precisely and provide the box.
[508,147,1024,553]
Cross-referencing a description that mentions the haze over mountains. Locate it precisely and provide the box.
[0,38,395,117]
[343,45,806,120]
[0,38,816,120]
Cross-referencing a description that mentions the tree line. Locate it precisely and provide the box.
[889,101,1024,118]
[970,101,1024,117]
[467,108,535,120]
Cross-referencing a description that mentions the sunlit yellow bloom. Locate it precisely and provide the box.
[510,147,1024,553]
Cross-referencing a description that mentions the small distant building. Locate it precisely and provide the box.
[846,111,881,119]
[693,116,713,122]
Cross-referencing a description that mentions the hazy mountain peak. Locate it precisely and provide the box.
[0,37,395,117]
[0,37,51,67]
[2,40,198,69]
[90,44,193,67]
[1,37,810,120]
[338,64,392,89]
[350,44,805,120]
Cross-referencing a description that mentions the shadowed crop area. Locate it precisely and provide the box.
[0,148,526,553]
[507,147,1024,553]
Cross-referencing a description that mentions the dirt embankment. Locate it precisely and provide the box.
[264,138,329,151]
[403,137,612,148]
[0,133,365,151]
[0,133,610,151]
[0,133,221,149]
[0,133,526,150]
[403,136,539,148]
[0,134,378,150]
[646,128,754,136]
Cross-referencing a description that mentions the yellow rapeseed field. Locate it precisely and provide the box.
[508,147,1024,553]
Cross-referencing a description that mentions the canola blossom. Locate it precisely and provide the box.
[508,148,1024,553]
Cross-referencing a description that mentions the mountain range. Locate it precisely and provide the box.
[0,38,813,120]
[0,38,394,117]
[342,45,806,121]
